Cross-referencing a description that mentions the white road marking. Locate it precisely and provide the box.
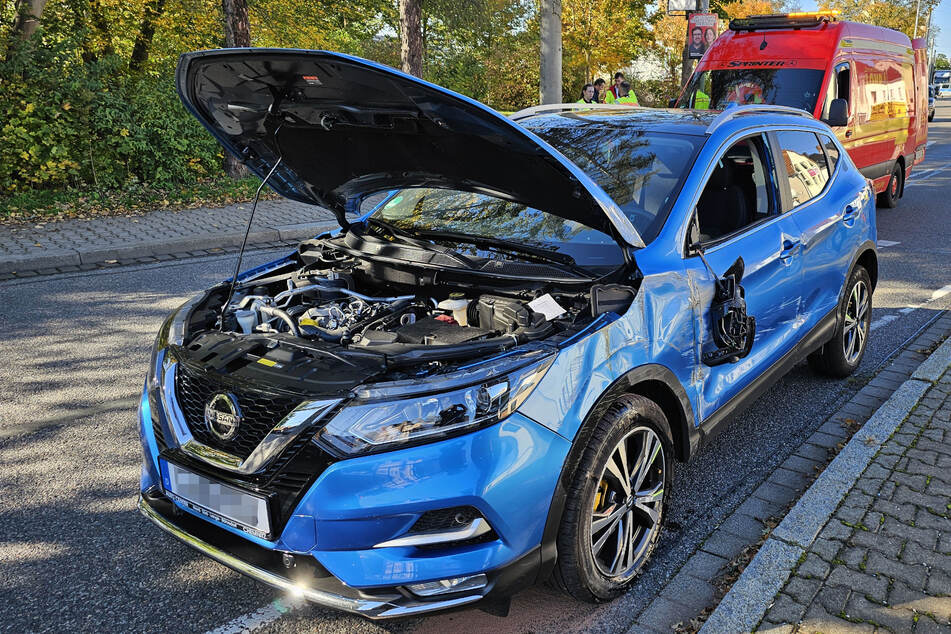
[870,314,899,331]
[206,597,304,634]
[906,161,951,186]
[876,240,901,248]
[869,284,951,330]
[927,140,935,148]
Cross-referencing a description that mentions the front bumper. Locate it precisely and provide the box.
[138,490,540,618]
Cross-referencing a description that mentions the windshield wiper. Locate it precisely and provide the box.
[412,228,593,277]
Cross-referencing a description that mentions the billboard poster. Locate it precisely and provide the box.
[687,13,718,59]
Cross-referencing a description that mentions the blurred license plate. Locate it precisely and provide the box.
[159,460,271,539]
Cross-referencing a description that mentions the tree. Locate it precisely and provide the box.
[129,0,167,70]
[819,0,940,40]
[10,0,48,39]
[936,53,950,69]
[399,0,422,77]
[222,0,250,178]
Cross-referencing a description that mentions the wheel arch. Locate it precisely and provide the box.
[536,364,696,582]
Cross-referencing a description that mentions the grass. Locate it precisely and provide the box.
[0,177,272,223]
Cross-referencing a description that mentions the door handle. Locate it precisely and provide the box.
[842,204,860,226]
[780,238,801,261]
[845,129,853,138]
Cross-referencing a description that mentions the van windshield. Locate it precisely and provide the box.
[680,68,825,114]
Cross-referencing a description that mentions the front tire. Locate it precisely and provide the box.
[877,162,902,208]
[808,266,872,377]
[553,394,673,602]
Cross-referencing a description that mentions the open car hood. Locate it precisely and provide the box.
[176,49,644,248]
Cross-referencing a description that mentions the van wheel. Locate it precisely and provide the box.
[552,394,673,602]
[877,163,902,208]
[808,266,872,377]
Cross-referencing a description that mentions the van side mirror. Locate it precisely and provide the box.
[826,98,848,127]
[668,97,678,108]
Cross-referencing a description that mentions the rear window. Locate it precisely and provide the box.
[680,68,826,114]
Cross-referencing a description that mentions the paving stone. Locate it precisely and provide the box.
[781,454,821,476]
[799,602,874,633]
[679,550,730,582]
[814,583,852,615]
[719,513,766,541]
[797,553,831,579]
[796,442,830,463]
[835,504,867,524]
[826,567,889,603]
[849,528,904,557]
[811,538,844,562]
[663,572,716,611]
[881,516,938,549]
[837,545,867,569]
[735,496,783,523]
[767,467,811,492]
[845,593,915,632]
[757,622,795,633]
[754,481,800,506]
[784,576,821,605]
[865,550,928,590]
[763,592,807,624]
[637,597,690,632]
[926,568,951,596]
[818,519,853,542]
[901,540,951,569]
[701,530,750,560]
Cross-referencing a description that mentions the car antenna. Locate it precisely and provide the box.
[220,98,285,330]
[759,32,768,50]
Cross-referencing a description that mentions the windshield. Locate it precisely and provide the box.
[680,68,825,114]
[526,119,704,242]
[373,188,625,268]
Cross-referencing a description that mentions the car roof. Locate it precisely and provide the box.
[512,104,826,137]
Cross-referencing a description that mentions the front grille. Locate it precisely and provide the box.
[174,363,302,459]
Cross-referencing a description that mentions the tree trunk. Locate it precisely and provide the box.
[399,0,422,77]
[11,0,48,40]
[130,0,167,71]
[222,0,251,178]
[539,0,562,104]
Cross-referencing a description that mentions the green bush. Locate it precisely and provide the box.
[0,36,223,195]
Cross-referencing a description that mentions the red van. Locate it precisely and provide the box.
[676,12,928,208]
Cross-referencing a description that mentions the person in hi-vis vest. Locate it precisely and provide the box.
[616,81,639,106]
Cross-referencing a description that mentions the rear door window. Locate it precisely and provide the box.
[819,135,840,174]
[775,131,830,210]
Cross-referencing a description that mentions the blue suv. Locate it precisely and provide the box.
[138,49,877,617]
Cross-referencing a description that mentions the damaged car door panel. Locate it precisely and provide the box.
[137,48,878,618]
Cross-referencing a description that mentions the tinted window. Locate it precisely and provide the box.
[680,68,825,113]
[820,135,840,174]
[525,118,705,243]
[775,131,829,209]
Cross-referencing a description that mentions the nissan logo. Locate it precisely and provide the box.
[204,393,242,441]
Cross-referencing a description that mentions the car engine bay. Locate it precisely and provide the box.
[171,228,639,393]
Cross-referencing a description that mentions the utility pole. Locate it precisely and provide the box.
[914,0,921,38]
[680,0,710,87]
[540,0,562,104]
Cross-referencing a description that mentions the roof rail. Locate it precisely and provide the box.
[509,102,643,122]
[706,104,815,134]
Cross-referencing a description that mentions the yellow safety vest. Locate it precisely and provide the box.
[617,94,639,106]
[694,90,710,110]
[604,90,616,104]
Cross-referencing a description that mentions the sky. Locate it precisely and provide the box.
[798,0,951,56]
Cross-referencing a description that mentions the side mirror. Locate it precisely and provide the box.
[826,98,848,127]
[668,97,678,108]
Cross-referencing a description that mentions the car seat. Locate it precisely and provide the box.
[697,160,749,240]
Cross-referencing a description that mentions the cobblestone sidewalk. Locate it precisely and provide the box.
[759,368,951,633]
[0,199,337,274]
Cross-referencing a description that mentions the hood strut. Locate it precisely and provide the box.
[221,116,285,329]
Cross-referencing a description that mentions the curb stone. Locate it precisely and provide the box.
[698,336,951,633]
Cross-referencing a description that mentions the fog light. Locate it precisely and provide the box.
[405,574,488,597]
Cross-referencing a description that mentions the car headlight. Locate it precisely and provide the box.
[316,351,555,456]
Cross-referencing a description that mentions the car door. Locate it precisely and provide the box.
[778,130,871,330]
[681,132,805,419]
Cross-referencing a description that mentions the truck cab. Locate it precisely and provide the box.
[676,12,927,209]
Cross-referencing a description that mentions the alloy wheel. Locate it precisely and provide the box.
[589,426,665,579]
[842,279,870,365]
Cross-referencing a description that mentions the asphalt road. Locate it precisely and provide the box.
[2,102,950,634]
